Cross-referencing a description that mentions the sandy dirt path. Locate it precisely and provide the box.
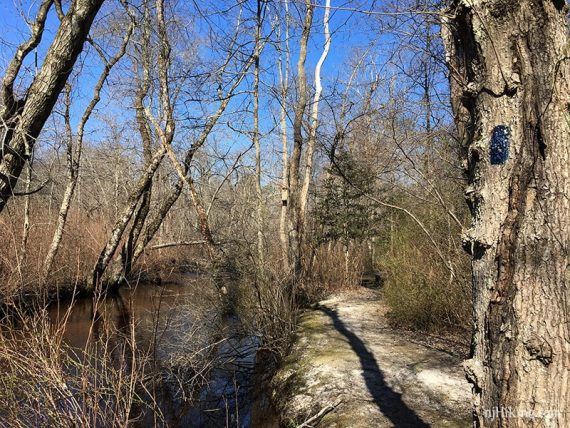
[271,289,472,427]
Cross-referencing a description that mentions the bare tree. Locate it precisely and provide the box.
[285,0,331,284]
[118,0,154,280]
[278,0,291,272]
[150,1,259,273]
[92,0,172,291]
[43,15,133,281]
[253,0,265,271]
[299,0,331,220]
[286,0,313,277]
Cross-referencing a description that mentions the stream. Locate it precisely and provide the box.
[44,273,278,427]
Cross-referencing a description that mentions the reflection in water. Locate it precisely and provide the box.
[46,274,276,427]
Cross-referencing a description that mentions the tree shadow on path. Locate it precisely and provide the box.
[318,306,430,427]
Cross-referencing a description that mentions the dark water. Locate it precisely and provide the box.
[46,274,278,427]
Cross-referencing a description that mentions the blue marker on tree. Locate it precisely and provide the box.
[490,125,511,165]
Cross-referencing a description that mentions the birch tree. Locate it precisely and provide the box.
[299,0,331,220]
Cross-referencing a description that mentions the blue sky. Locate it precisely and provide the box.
[0,0,449,182]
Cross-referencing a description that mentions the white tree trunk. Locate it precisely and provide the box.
[299,0,331,219]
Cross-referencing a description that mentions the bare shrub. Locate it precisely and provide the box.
[233,259,296,362]
[300,241,368,304]
[0,305,151,427]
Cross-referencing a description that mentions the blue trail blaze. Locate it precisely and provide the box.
[490,125,511,165]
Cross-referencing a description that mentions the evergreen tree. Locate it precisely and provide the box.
[313,150,380,246]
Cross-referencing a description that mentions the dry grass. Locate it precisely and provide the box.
[0,207,109,301]
[0,282,228,427]
[236,273,295,361]
[229,238,370,365]
[0,204,206,306]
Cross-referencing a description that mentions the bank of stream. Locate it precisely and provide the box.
[10,273,279,427]
[1,273,473,427]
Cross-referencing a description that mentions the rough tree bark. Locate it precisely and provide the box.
[442,1,570,426]
[0,0,105,212]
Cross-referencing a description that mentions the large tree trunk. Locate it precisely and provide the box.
[442,1,570,426]
[0,0,105,212]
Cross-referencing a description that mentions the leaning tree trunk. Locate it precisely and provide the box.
[92,145,166,291]
[442,1,570,426]
[44,19,132,281]
[0,0,105,212]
